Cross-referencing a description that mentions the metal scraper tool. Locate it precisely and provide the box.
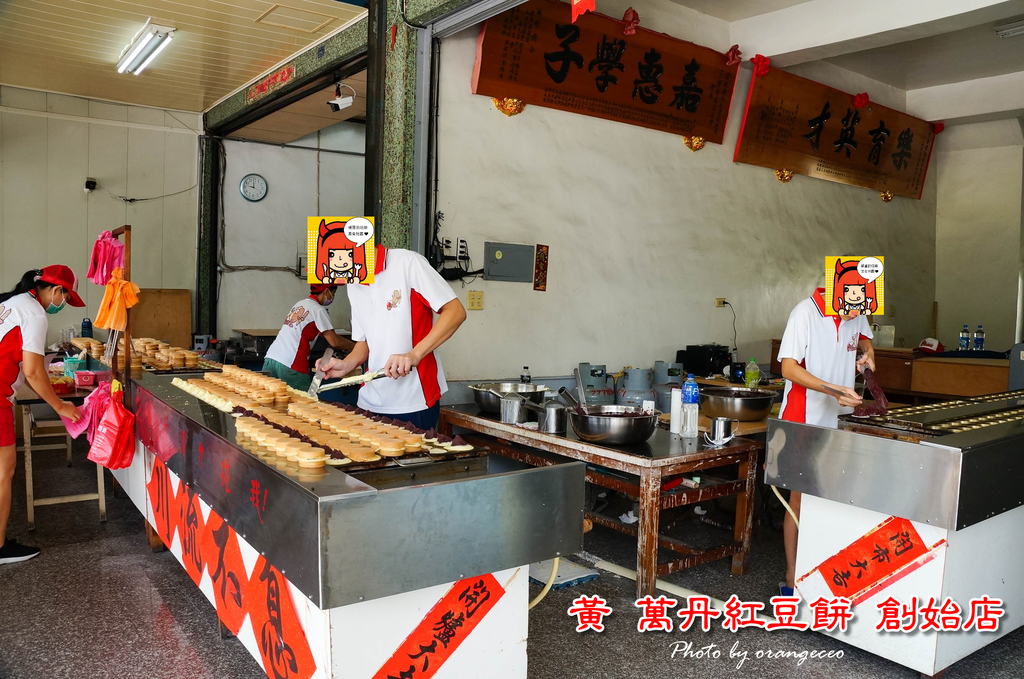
[307,347,334,397]
[316,370,386,394]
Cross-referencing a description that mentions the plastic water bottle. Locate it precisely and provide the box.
[973,326,985,351]
[81,318,93,338]
[520,366,531,384]
[682,374,699,437]
[959,325,970,351]
[744,358,760,388]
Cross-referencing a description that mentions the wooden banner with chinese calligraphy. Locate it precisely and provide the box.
[472,0,739,143]
[373,574,505,679]
[734,68,936,198]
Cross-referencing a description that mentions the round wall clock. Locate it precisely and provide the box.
[240,173,268,202]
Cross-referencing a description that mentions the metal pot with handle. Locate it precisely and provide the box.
[523,399,567,434]
[499,392,528,424]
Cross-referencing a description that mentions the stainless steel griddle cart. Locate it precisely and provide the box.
[765,390,1024,677]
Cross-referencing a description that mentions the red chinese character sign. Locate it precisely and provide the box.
[201,512,249,635]
[246,64,296,104]
[472,0,739,144]
[177,482,207,587]
[374,574,505,679]
[734,67,937,198]
[146,456,182,549]
[247,556,318,679]
[798,515,946,606]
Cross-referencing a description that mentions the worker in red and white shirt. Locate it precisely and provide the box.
[0,266,85,565]
[777,287,874,593]
[263,284,354,392]
[319,245,467,430]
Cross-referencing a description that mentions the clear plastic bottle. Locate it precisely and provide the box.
[973,326,985,351]
[682,374,700,437]
[744,358,760,388]
[520,366,531,383]
[959,325,970,351]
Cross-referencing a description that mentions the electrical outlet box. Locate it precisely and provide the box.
[457,238,469,261]
[443,238,452,250]
[715,298,728,307]
[298,254,307,278]
[887,303,896,317]
[483,242,535,282]
[467,290,484,310]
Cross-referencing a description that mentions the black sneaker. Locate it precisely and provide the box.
[0,539,41,564]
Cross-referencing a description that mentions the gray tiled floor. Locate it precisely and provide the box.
[2,444,1021,678]
[0,443,263,679]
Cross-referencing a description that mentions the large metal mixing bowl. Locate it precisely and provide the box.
[470,382,548,413]
[567,405,660,445]
[699,386,776,421]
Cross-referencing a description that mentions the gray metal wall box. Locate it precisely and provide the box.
[483,242,535,282]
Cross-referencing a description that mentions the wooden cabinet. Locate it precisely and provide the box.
[911,358,1009,397]
[770,339,782,376]
[873,348,915,392]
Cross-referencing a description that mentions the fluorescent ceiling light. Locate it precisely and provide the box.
[994,19,1024,38]
[117,20,176,74]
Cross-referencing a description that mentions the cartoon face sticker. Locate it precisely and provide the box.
[328,249,354,277]
[316,219,367,285]
[831,259,878,316]
[386,290,402,311]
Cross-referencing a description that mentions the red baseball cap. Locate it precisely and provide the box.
[38,265,85,307]
[310,283,337,295]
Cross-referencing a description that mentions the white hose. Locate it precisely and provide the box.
[585,556,768,622]
[772,485,799,529]
[528,557,560,610]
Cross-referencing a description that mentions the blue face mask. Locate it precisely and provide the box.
[46,289,66,315]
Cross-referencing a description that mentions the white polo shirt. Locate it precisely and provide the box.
[0,292,49,406]
[265,297,333,374]
[778,288,872,428]
[347,247,457,414]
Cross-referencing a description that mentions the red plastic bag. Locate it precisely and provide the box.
[88,388,136,470]
[84,377,112,444]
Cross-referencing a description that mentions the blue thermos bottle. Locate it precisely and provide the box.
[81,318,93,338]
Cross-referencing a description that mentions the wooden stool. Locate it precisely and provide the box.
[18,405,106,531]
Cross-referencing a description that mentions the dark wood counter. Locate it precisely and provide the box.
[438,405,762,598]
[771,339,1009,401]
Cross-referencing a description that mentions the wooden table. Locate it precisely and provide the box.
[16,384,104,530]
[439,405,762,598]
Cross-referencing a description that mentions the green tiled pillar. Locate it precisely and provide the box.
[196,136,219,336]
[377,15,418,249]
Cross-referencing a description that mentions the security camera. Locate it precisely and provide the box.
[327,83,356,113]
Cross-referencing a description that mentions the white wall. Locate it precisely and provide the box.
[432,8,938,381]
[934,120,1024,350]
[0,86,199,344]
[217,122,365,338]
